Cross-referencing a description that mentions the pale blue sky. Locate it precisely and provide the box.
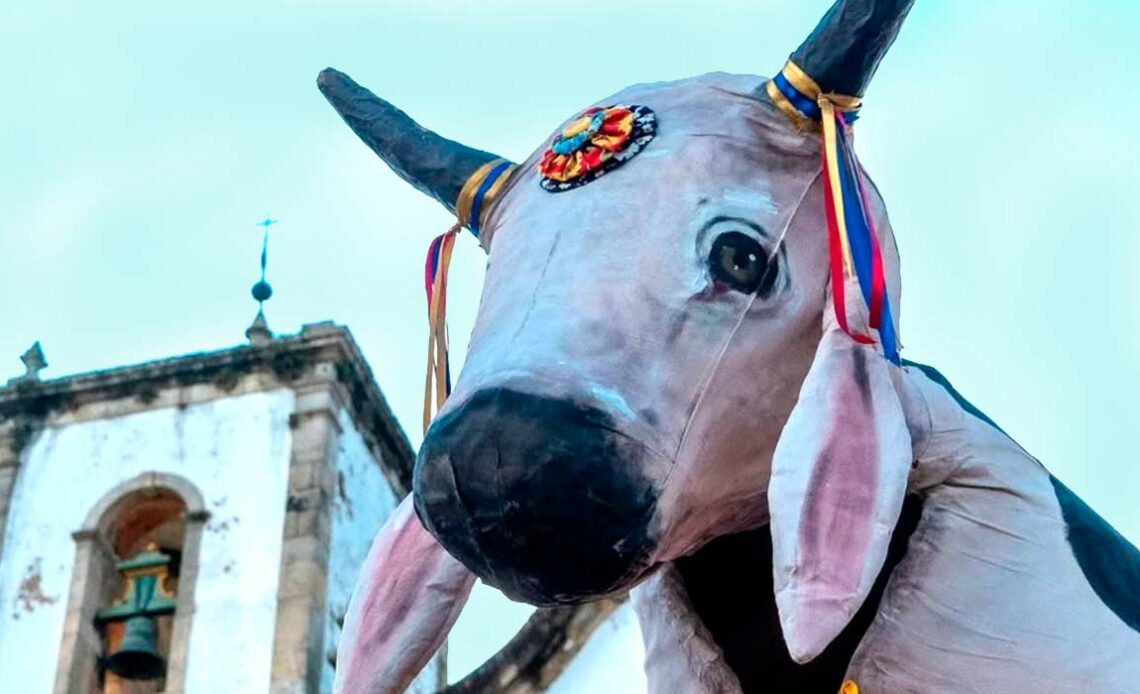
[3,0,1138,681]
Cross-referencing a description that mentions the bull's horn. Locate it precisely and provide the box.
[788,0,915,98]
[317,68,513,228]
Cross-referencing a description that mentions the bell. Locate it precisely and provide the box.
[105,615,165,680]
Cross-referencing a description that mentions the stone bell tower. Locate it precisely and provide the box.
[0,321,442,693]
[0,226,443,693]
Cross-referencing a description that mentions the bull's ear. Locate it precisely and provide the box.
[768,327,912,663]
[334,495,475,693]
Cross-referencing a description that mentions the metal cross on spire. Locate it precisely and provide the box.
[252,217,276,304]
[246,217,277,346]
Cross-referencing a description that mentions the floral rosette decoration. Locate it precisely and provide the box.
[538,105,657,192]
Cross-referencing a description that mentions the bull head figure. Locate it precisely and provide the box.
[322,0,924,689]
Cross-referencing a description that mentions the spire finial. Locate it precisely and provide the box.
[246,217,277,346]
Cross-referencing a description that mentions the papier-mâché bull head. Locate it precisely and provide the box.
[320,1,1140,692]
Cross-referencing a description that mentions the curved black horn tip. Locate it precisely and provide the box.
[316,67,354,100]
[315,66,507,216]
[791,0,916,97]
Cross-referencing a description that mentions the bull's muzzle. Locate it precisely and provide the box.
[414,387,661,605]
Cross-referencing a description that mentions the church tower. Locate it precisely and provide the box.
[0,321,442,693]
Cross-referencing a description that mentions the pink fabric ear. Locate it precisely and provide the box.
[334,496,475,694]
[768,328,911,663]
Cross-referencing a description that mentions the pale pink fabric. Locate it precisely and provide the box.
[334,497,475,694]
[841,366,1140,692]
[768,327,911,663]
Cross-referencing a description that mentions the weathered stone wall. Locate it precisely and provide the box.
[0,381,295,693]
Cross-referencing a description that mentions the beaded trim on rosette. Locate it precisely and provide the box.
[538,105,657,192]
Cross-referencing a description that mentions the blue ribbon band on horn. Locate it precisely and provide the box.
[773,71,823,122]
[457,159,516,237]
[765,60,861,131]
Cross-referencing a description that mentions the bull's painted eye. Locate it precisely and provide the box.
[709,232,776,295]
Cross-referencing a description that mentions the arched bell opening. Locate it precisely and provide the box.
[55,472,208,694]
[96,488,187,693]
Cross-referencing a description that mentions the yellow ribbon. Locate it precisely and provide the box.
[423,225,459,433]
[456,159,515,233]
[765,60,862,132]
[819,96,856,277]
[424,161,516,432]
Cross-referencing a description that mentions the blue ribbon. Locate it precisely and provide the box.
[468,160,513,237]
[834,124,899,364]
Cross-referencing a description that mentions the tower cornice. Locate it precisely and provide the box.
[0,322,415,493]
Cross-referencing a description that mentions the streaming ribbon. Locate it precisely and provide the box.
[767,61,900,364]
[423,225,459,433]
[422,159,516,433]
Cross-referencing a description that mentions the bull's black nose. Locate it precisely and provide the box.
[413,388,660,605]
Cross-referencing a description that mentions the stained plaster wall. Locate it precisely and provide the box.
[0,387,294,693]
[547,601,647,693]
[320,407,442,693]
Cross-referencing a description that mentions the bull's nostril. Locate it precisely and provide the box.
[413,387,660,605]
